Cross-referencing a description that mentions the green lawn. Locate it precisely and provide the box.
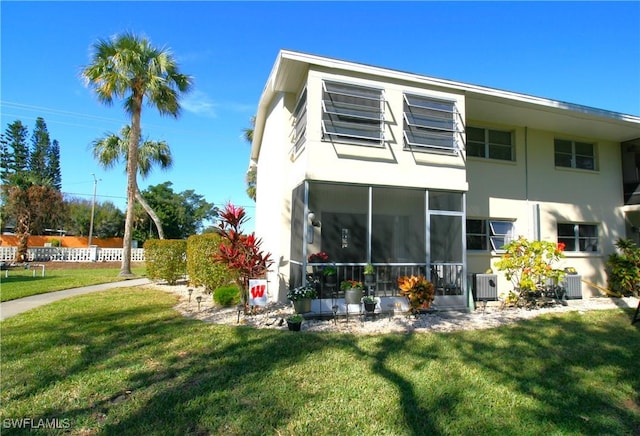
[1,287,638,435]
[0,266,146,302]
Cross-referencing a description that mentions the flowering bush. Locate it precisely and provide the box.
[494,236,565,292]
[340,280,363,291]
[308,251,329,263]
[397,275,435,312]
[287,284,317,301]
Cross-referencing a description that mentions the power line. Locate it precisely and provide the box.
[61,190,255,209]
[1,100,218,138]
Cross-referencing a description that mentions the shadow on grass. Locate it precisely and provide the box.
[2,289,639,435]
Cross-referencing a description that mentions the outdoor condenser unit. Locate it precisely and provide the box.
[474,274,498,301]
[562,275,582,299]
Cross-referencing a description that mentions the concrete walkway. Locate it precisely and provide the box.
[0,278,151,321]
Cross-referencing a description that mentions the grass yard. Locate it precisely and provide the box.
[0,263,146,302]
[1,286,639,435]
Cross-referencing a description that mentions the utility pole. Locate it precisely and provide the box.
[88,173,100,247]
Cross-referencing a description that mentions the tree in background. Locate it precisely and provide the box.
[64,197,125,238]
[134,181,217,242]
[1,121,29,183]
[1,119,64,252]
[29,117,51,186]
[47,140,62,191]
[2,173,65,261]
[82,32,192,276]
[243,116,257,202]
[92,125,172,239]
[0,134,10,184]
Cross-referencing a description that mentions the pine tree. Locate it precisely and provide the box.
[0,134,12,184]
[30,117,50,184]
[4,120,29,174]
[47,139,62,191]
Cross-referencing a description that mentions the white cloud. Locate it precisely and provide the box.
[181,91,217,118]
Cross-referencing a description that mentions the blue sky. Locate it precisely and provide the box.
[2,1,639,233]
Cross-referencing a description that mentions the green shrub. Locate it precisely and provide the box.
[607,238,640,296]
[187,234,237,292]
[213,285,241,307]
[144,239,187,285]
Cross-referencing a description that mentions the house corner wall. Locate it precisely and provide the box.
[254,92,294,303]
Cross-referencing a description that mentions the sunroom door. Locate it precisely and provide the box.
[429,191,466,309]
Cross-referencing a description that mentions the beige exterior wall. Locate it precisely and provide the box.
[254,51,640,303]
[254,92,293,302]
[301,68,468,192]
[259,68,472,301]
[466,124,626,297]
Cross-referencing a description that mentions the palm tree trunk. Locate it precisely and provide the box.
[135,189,165,239]
[120,99,142,277]
[13,214,29,263]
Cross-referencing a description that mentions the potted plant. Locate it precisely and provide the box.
[341,279,363,304]
[286,314,303,331]
[397,275,435,315]
[287,284,317,313]
[364,263,375,286]
[308,251,329,263]
[362,295,377,313]
[323,264,338,286]
[308,251,329,275]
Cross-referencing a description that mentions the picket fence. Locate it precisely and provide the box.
[0,246,145,263]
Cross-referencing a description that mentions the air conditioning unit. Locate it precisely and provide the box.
[562,275,582,299]
[474,274,498,301]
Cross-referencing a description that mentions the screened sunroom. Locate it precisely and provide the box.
[289,181,468,311]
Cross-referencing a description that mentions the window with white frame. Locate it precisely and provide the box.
[321,81,384,146]
[557,223,599,252]
[467,126,514,161]
[467,219,515,251]
[291,87,307,151]
[554,139,596,170]
[403,94,457,152]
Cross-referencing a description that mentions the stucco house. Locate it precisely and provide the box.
[249,49,640,313]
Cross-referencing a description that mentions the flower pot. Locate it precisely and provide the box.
[364,302,376,313]
[344,288,363,305]
[293,298,311,314]
[287,321,302,331]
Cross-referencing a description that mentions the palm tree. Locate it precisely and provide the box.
[81,33,192,276]
[92,125,172,239]
[244,116,257,201]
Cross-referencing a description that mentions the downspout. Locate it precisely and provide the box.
[524,126,540,240]
[367,186,372,262]
[302,180,310,286]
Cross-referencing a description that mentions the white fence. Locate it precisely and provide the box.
[0,246,145,263]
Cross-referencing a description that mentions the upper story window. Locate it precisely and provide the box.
[291,88,307,151]
[467,126,514,161]
[467,218,516,251]
[321,81,384,146]
[554,139,596,170]
[403,94,457,152]
[557,223,599,252]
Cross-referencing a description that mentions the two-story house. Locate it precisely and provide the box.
[249,49,640,312]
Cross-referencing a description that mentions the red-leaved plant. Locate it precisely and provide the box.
[214,203,273,312]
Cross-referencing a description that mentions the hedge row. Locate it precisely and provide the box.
[144,234,238,292]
